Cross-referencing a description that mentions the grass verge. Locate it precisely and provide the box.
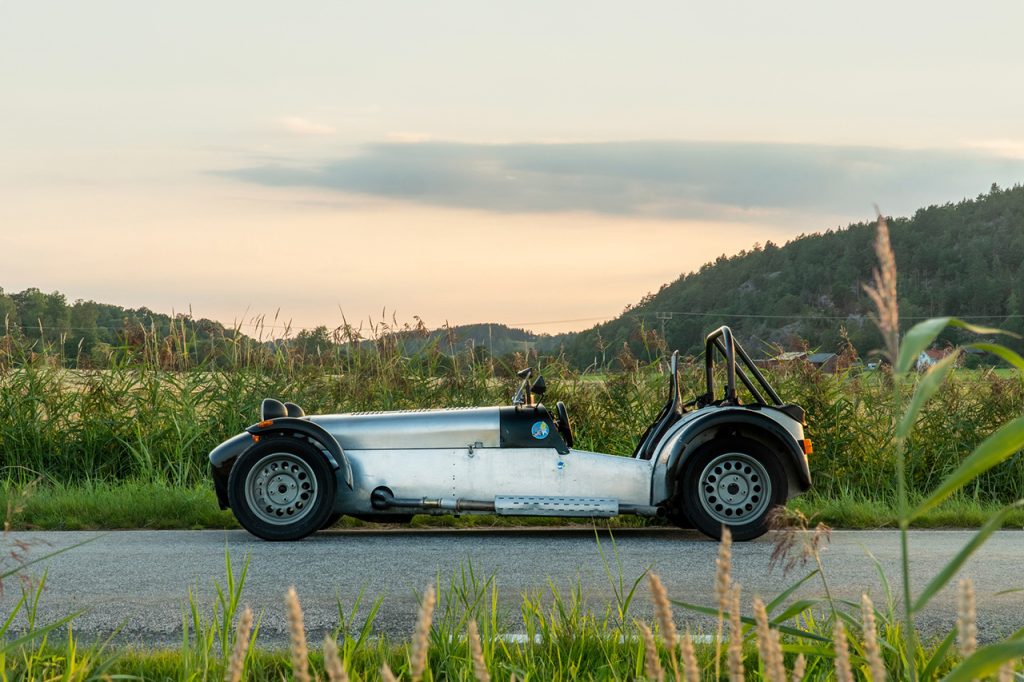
[3,481,1022,531]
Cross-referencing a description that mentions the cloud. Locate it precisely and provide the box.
[280,116,335,136]
[218,140,1024,221]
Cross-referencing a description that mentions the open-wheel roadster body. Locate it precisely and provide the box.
[210,327,811,542]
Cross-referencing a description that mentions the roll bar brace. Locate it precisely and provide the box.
[702,326,783,406]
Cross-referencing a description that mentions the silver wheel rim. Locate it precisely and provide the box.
[244,452,319,526]
[697,452,771,525]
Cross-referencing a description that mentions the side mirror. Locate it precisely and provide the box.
[531,375,547,397]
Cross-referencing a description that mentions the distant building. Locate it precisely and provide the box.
[807,352,839,374]
[757,351,808,370]
[916,348,961,371]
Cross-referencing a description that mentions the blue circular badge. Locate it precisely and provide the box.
[531,421,550,439]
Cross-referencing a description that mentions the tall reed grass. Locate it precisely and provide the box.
[1,312,1022,505]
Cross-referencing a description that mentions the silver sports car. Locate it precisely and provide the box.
[210,326,811,541]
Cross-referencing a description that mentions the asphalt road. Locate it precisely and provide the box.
[2,528,1022,647]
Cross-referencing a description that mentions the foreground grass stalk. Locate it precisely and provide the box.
[860,593,885,682]
[410,583,435,682]
[713,527,732,681]
[648,573,680,681]
[865,214,918,682]
[467,620,489,682]
[726,584,744,682]
[225,606,252,682]
[637,621,665,682]
[323,635,349,682]
[285,587,310,682]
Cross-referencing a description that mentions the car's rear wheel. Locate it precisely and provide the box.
[228,437,336,541]
[679,436,787,541]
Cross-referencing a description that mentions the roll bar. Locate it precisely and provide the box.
[703,326,783,406]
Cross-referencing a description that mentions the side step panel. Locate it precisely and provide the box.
[494,496,618,517]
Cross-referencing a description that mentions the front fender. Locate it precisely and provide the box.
[650,407,810,505]
[208,419,354,511]
[244,417,354,489]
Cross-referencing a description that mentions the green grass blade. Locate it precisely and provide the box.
[765,569,819,615]
[897,318,951,374]
[941,640,1024,682]
[911,416,1024,520]
[897,317,1011,374]
[911,502,1020,613]
[896,353,959,439]
[670,598,829,643]
[967,342,1024,372]
[921,629,956,680]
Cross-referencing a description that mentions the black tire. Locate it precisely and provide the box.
[321,512,343,530]
[228,437,337,541]
[678,436,787,541]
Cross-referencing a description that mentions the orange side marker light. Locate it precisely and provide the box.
[801,438,813,455]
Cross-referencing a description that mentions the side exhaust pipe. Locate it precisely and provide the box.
[371,487,495,513]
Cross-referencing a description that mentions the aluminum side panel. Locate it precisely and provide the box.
[337,447,653,514]
[311,407,500,450]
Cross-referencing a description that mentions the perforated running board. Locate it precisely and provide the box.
[494,496,618,517]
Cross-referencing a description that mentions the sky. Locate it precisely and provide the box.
[3,1,1024,335]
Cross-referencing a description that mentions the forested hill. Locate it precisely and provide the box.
[562,183,1024,367]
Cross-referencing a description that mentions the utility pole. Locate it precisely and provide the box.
[655,312,673,343]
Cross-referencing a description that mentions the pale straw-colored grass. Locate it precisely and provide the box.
[680,630,700,682]
[323,635,349,682]
[860,593,885,681]
[727,584,744,682]
[648,572,681,681]
[790,653,806,681]
[957,577,977,658]
[637,621,665,682]
[467,619,490,682]
[410,583,436,682]
[998,661,1015,682]
[224,605,252,682]
[753,596,786,682]
[381,662,399,682]
[714,527,733,680]
[832,620,853,682]
[863,214,899,363]
[285,587,311,682]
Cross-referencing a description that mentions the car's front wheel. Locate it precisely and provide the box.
[678,436,787,541]
[228,437,336,541]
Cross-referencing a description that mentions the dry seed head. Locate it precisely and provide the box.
[648,573,678,652]
[753,597,785,682]
[727,584,744,682]
[285,587,311,682]
[381,662,398,682]
[680,630,701,682]
[323,635,349,682]
[791,653,806,682]
[468,620,490,682]
[225,606,253,682]
[637,621,665,682]
[860,593,885,682]
[957,577,977,658]
[410,583,436,682]
[832,620,853,682]
[863,214,899,364]
[714,527,733,681]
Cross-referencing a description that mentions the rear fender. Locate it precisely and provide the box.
[650,409,810,505]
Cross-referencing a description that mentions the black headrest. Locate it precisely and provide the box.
[261,398,288,421]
